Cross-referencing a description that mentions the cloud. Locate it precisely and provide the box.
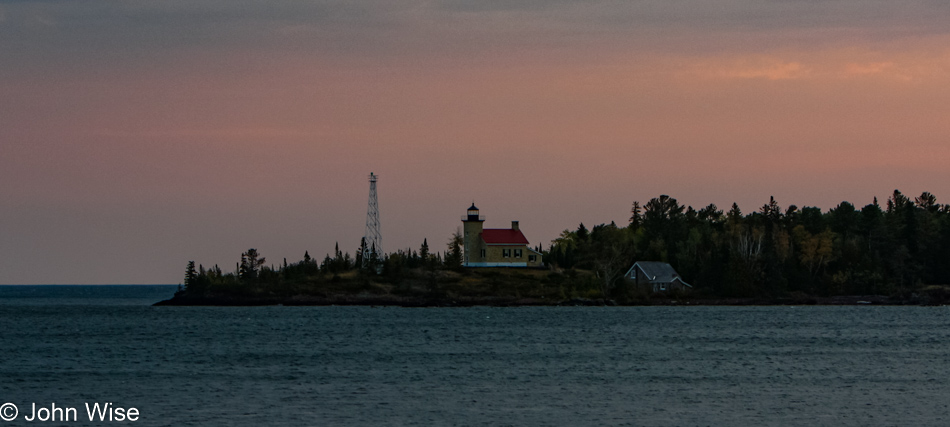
[721,61,810,80]
[438,0,579,13]
[3,0,950,82]
[684,57,812,81]
[88,127,324,141]
[5,1,950,285]
[844,62,895,76]
[839,58,950,83]
[2,0,950,59]
[436,0,950,38]
[684,55,950,84]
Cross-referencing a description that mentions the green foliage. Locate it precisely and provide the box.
[238,248,265,283]
[177,189,950,302]
[444,230,463,270]
[419,238,430,265]
[586,222,635,301]
[184,261,197,289]
[546,190,950,298]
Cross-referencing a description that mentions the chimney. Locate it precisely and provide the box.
[511,221,519,231]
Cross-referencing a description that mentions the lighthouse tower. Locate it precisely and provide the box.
[461,203,484,266]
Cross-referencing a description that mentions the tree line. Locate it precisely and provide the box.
[181,189,950,299]
[180,236,467,295]
[547,190,950,297]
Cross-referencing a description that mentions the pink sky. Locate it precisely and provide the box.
[1,1,949,283]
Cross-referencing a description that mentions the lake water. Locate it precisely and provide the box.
[1,285,949,426]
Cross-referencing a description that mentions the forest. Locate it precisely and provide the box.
[547,189,950,298]
[176,189,950,304]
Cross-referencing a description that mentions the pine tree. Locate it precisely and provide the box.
[445,230,463,269]
[420,238,430,265]
[576,223,590,242]
[629,201,643,229]
[239,249,265,282]
[357,237,367,269]
[184,261,197,290]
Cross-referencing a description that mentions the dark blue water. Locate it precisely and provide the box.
[1,286,949,426]
[0,285,177,306]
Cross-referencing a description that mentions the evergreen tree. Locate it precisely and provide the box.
[629,201,643,229]
[343,252,353,270]
[916,191,939,213]
[445,230,463,269]
[364,242,380,273]
[356,237,367,269]
[184,261,197,290]
[420,238,430,262]
[727,202,742,222]
[760,196,782,225]
[698,203,723,223]
[576,223,590,242]
[239,249,265,282]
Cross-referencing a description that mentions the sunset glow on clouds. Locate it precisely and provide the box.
[1,0,949,283]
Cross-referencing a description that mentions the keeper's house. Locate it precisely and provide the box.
[461,204,543,267]
[623,261,692,293]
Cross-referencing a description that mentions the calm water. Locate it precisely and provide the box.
[1,286,949,426]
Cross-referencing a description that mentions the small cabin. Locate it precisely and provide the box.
[624,261,692,293]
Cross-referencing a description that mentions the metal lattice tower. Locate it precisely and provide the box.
[362,172,382,269]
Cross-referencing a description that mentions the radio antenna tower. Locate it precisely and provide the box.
[363,172,382,270]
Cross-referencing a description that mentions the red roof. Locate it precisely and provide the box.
[481,229,529,245]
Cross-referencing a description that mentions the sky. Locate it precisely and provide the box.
[2,0,949,284]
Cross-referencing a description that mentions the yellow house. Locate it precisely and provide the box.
[461,204,543,267]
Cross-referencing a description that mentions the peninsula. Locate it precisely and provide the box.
[157,190,950,307]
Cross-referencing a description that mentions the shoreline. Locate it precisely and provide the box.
[154,293,932,307]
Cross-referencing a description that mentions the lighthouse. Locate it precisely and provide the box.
[461,203,484,266]
[460,203,542,268]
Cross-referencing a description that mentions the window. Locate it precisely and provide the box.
[514,249,522,258]
[480,249,486,258]
[660,283,667,291]
[502,249,511,258]
[528,255,537,263]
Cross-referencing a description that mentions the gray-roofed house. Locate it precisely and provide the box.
[623,261,692,293]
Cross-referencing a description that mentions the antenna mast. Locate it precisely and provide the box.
[363,172,382,269]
